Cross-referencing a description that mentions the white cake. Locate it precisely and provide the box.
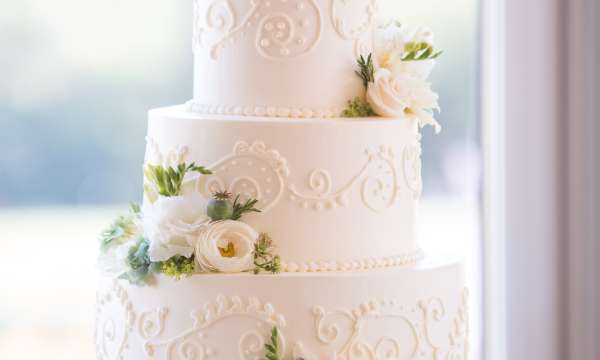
[95,1,467,359]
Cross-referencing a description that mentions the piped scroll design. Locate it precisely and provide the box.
[331,0,376,57]
[194,0,322,60]
[313,300,421,360]
[443,288,470,360]
[287,146,400,212]
[95,281,137,360]
[138,295,287,360]
[312,288,470,360]
[196,141,290,213]
[146,138,414,214]
[402,142,423,200]
[139,308,169,341]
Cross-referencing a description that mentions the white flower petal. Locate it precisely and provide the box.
[148,239,194,262]
[366,68,441,131]
[195,220,257,273]
[142,192,210,261]
[97,242,135,276]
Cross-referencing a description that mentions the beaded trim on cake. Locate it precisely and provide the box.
[280,248,424,273]
[186,99,341,119]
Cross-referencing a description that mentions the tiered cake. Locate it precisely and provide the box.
[95,1,468,359]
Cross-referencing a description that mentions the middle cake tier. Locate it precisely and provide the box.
[146,105,424,272]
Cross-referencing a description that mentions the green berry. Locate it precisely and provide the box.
[207,198,233,221]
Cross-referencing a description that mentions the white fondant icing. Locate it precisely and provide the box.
[138,295,287,360]
[95,281,136,360]
[147,106,421,269]
[331,0,376,59]
[96,257,467,359]
[402,142,424,200]
[194,0,322,61]
[196,140,290,213]
[192,0,372,118]
[287,146,400,213]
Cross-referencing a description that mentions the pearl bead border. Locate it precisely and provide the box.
[186,100,342,119]
[280,248,424,273]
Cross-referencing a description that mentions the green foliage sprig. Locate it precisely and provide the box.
[341,97,375,118]
[99,203,141,252]
[119,240,196,285]
[264,327,281,360]
[253,233,281,274]
[120,238,154,286]
[401,41,443,61]
[160,255,195,280]
[144,162,212,197]
[231,195,261,220]
[356,54,375,88]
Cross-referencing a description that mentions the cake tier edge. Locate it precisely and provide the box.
[95,256,468,360]
[192,0,373,118]
[145,105,423,271]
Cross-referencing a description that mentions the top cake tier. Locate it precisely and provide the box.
[190,0,376,118]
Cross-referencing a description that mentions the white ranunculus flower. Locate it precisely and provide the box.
[143,192,211,262]
[375,22,436,79]
[366,68,441,132]
[195,220,258,273]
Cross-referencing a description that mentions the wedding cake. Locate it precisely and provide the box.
[95,1,468,359]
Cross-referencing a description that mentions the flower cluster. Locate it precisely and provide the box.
[97,163,280,286]
[344,22,442,132]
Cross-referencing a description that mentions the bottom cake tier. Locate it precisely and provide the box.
[95,256,468,360]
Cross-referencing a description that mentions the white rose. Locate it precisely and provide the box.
[195,220,257,273]
[367,68,441,132]
[393,58,435,80]
[143,192,211,262]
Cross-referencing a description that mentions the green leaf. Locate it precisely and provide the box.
[144,162,212,198]
[253,233,281,274]
[191,165,212,175]
[418,47,433,60]
[160,255,196,280]
[401,41,443,62]
[431,50,443,59]
[263,327,280,360]
[130,202,141,214]
[356,53,375,88]
[119,237,157,286]
[231,195,261,221]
